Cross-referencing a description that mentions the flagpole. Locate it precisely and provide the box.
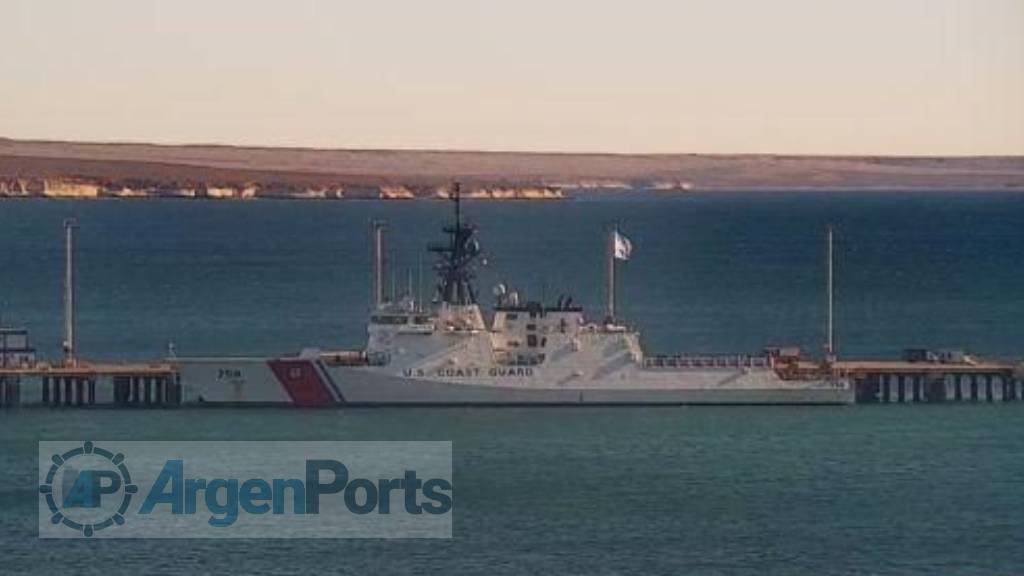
[607,225,616,322]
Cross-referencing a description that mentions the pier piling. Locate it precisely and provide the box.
[842,361,1020,404]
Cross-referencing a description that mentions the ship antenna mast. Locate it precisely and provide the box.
[372,220,387,310]
[447,181,462,259]
[453,182,461,248]
[429,181,480,305]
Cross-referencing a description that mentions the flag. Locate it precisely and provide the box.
[613,230,632,260]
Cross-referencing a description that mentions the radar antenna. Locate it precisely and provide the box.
[428,182,482,305]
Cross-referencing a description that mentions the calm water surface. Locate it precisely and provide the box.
[1,192,1022,574]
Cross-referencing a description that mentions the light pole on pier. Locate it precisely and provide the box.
[825,225,837,363]
[63,218,78,367]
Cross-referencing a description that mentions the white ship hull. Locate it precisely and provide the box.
[176,357,854,406]
[334,372,851,405]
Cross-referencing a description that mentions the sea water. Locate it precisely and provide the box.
[1,191,1022,574]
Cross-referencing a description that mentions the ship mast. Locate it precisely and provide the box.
[429,183,482,306]
[372,220,387,309]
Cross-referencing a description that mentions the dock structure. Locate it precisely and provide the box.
[0,363,180,408]
[811,227,1024,404]
[835,360,1023,404]
[0,219,184,408]
[3,357,1022,408]
[1,219,1022,409]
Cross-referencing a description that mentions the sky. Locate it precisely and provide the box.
[1,0,1022,155]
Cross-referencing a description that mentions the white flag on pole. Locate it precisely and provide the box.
[613,230,632,260]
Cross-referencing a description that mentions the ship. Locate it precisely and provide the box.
[176,184,853,405]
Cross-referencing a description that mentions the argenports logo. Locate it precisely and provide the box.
[39,441,138,537]
[39,441,452,538]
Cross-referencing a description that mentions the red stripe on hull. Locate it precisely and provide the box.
[268,359,334,407]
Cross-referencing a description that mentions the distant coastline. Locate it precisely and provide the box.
[1,137,1021,200]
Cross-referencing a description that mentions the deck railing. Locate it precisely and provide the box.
[643,354,770,369]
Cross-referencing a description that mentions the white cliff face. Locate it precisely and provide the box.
[0,177,564,201]
[205,187,235,199]
[42,179,101,198]
[205,186,258,199]
[379,186,415,199]
[556,180,631,190]
[295,188,327,199]
[110,187,148,198]
[289,187,345,199]
[514,187,562,199]
[436,186,563,200]
[651,181,694,191]
[0,180,31,196]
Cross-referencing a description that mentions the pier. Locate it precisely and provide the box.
[836,360,1022,404]
[5,358,1022,407]
[1,219,1021,409]
[0,363,180,408]
[0,218,180,408]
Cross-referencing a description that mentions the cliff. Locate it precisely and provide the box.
[1,137,1021,200]
[0,176,564,201]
